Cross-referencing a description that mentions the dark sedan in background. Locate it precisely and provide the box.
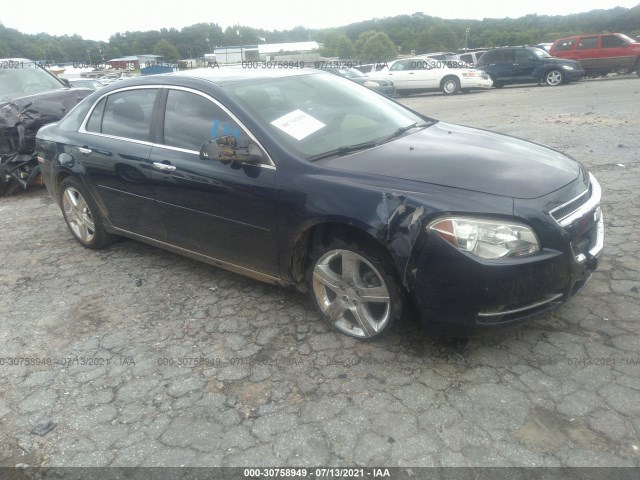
[319,66,396,96]
[36,69,603,339]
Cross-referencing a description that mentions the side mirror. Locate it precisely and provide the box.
[61,78,72,88]
[199,135,264,164]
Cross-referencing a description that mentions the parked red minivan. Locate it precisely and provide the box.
[550,33,640,76]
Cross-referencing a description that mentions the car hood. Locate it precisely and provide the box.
[349,76,394,86]
[322,122,580,199]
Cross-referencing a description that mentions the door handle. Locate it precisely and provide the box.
[513,63,520,66]
[153,162,176,173]
[78,146,92,156]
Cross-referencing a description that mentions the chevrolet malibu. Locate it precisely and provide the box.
[36,69,604,339]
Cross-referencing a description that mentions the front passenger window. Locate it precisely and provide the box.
[163,89,248,153]
[601,35,626,48]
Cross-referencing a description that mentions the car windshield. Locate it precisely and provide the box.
[226,72,428,160]
[531,48,551,58]
[0,61,65,102]
[617,33,637,44]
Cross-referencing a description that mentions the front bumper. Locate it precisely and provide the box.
[563,67,585,82]
[411,175,603,336]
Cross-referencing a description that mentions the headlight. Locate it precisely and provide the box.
[561,65,574,70]
[364,80,380,87]
[429,217,540,259]
[461,72,482,78]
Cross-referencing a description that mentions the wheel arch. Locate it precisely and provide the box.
[289,220,402,293]
[542,67,564,85]
[54,169,74,205]
[440,74,460,90]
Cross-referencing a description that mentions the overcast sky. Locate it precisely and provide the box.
[2,0,638,41]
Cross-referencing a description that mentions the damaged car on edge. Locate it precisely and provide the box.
[0,59,92,195]
[36,68,604,339]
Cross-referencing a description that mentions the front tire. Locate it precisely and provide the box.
[59,177,115,249]
[308,237,403,340]
[545,69,564,86]
[441,77,460,95]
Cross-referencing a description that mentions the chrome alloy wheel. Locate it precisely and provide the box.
[312,249,391,338]
[62,187,96,243]
[545,70,563,86]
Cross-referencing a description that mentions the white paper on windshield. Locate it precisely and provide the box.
[271,109,325,140]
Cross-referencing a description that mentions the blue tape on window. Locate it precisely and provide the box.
[210,118,220,138]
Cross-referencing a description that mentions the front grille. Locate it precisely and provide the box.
[551,184,591,222]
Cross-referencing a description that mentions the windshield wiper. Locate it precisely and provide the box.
[308,141,378,162]
[380,122,431,144]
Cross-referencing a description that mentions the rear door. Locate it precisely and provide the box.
[79,87,161,237]
[483,49,514,82]
[148,87,280,277]
[574,36,600,70]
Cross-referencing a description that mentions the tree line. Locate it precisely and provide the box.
[1,6,639,64]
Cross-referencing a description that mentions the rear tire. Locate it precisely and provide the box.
[636,59,640,77]
[59,177,115,249]
[491,76,504,88]
[307,235,403,340]
[441,77,460,95]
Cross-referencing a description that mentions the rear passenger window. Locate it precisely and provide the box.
[85,98,106,133]
[89,89,157,142]
[491,50,513,62]
[577,37,598,50]
[601,35,626,48]
[554,40,575,51]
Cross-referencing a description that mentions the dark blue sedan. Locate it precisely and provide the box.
[36,68,603,339]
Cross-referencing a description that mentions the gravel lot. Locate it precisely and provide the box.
[1,76,639,469]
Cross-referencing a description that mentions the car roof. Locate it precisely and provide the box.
[554,33,623,41]
[0,57,34,62]
[169,67,318,85]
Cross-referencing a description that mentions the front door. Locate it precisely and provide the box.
[512,49,538,82]
[148,88,279,277]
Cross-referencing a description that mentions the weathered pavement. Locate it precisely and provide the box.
[0,76,639,468]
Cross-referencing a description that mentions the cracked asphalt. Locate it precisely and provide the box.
[0,76,639,468]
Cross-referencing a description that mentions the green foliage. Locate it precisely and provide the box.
[416,23,458,53]
[153,39,179,62]
[1,6,639,63]
[359,32,398,63]
[321,33,355,58]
